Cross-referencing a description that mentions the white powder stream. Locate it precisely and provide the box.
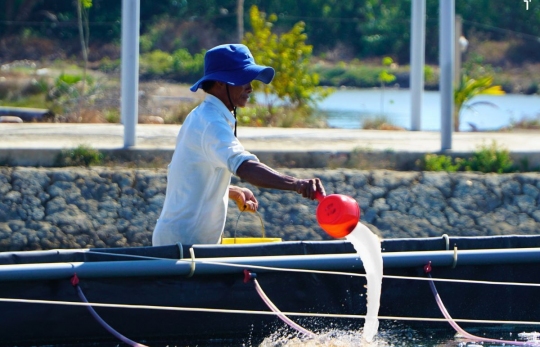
[345,223,383,343]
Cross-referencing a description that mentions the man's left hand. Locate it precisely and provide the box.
[229,186,258,212]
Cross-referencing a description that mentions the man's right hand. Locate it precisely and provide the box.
[295,178,326,200]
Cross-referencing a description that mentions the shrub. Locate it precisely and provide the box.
[171,48,204,81]
[361,115,404,130]
[98,57,121,73]
[462,141,514,173]
[139,48,204,82]
[504,115,540,130]
[56,145,103,167]
[139,50,173,76]
[420,141,515,173]
[103,108,120,123]
[420,154,462,172]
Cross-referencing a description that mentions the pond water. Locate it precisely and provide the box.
[256,324,540,347]
[128,324,540,347]
[318,88,540,131]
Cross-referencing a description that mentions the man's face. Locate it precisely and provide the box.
[228,83,252,108]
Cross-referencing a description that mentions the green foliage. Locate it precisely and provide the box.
[378,57,396,84]
[420,142,515,173]
[421,154,461,172]
[243,5,333,110]
[461,141,514,173]
[139,48,204,80]
[98,57,121,73]
[140,50,173,75]
[381,56,393,66]
[312,62,402,88]
[56,145,103,167]
[103,109,120,123]
[56,73,84,86]
[171,49,205,80]
[47,72,105,120]
[0,94,49,109]
[2,1,540,65]
[453,74,505,131]
[80,0,92,9]
[24,78,49,95]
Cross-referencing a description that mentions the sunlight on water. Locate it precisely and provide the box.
[257,322,451,347]
[259,329,382,347]
[257,326,540,347]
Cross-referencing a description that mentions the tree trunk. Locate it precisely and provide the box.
[237,0,244,43]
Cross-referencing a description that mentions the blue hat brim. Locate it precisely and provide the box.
[190,65,275,92]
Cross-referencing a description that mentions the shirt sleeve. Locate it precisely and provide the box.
[202,119,259,174]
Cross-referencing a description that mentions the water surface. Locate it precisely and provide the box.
[318,89,540,131]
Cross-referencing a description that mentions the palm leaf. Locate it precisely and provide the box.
[453,74,506,132]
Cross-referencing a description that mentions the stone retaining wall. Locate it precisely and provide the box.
[0,167,539,252]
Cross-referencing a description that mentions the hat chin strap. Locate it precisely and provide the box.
[226,85,237,137]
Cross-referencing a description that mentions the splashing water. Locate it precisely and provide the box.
[345,223,383,343]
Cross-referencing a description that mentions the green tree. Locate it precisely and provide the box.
[76,0,92,94]
[378,56,396,115]
[243,5,332,115]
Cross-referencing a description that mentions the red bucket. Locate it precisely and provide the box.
[316,193,361,238]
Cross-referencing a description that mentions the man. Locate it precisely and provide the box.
[152,44,326,246]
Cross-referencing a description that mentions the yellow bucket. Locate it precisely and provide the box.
[221,237,282,244]
[221,211,282,244]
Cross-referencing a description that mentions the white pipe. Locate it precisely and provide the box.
[121,0,140,148]
[439,0,455,150]
[410,0,426,131]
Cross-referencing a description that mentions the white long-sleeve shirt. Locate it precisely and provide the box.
[152,94,258,246]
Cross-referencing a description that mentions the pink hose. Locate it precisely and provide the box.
[254,278,317,338]
[428,274,538,346]
[73,278,148,347]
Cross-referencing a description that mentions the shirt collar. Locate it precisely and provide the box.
[204,94,235,128]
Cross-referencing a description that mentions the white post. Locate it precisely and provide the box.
[439,0,454,151]
[121,0,140,148]
[410,0,426,131]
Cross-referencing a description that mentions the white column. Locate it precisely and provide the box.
[410,0,426,131]
[121,0,140,148]
[440,0,454,151]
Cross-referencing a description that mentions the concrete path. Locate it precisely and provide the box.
[2,123,540,168]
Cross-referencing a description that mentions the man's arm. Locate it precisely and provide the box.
[235,160,325,200]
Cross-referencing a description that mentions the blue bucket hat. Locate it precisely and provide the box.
[190,44,275,92]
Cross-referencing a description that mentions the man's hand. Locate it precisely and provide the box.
[229,186,258,212]
[295,178,326,200]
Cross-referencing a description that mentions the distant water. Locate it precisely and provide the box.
[318,88,540,131]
